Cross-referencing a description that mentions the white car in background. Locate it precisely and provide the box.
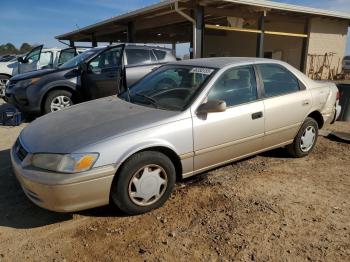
[0,45,86,97]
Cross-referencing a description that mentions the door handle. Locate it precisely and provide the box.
[302,100,310,106]
[251,111,263,120]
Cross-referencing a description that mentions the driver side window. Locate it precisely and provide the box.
[208,66,258,107]
[89,47,123,71]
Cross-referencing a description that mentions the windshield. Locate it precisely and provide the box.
[59,49,100,69]
[119,65,215,111]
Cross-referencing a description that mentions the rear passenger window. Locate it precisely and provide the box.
[258,64,300,97]
[208,66,258,107]
[126,49,151,65]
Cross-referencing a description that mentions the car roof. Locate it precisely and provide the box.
[170,57,283,69]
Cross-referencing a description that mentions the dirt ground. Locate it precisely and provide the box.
[0,105,349,261]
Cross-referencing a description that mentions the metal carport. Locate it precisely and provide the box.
[56,0,350,74]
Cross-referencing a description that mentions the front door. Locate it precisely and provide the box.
[192,65,265,172]
[256,63,312,148]
[18,45,43,74]
[57,47,77,67]
[82,45,125,99]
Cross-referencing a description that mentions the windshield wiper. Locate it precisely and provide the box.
[133,93,159,108]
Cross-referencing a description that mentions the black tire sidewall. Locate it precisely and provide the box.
[111,151,176,215]
[292,117,319,157]
[44,90,73,114]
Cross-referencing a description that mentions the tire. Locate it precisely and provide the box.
[44,90,73,114]
[286,117,319,158]
[0,75,10,98]
[111,151,176,215]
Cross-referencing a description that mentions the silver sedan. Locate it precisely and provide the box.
[11,57,340,214]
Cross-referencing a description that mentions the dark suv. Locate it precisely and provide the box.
[4,44,176,115]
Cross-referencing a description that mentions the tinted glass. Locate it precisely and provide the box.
[89,46,123,70]
[58,48,76,66]
[126,48,151,65]
[208,66,258,107]
[59,49,99,69]
[25,46,42,63]
[120,65,215,111]
[258,64,300,97]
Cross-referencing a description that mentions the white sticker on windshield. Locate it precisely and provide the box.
[190,67,214,75]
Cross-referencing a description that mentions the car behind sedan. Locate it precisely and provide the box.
[12,57,341,214]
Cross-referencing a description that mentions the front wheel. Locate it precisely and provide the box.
[110,151,176,215]
[44,90,73,114]
[286,117,319,158]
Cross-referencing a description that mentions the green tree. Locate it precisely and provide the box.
[0,43,18,55]
[19,43,33,54]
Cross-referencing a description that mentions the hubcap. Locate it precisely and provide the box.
[50,96,72,112]
[128,164,168,206]
[300,126,316,152]
[0,79,9,97]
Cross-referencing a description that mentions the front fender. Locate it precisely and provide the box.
[114,138,179,167]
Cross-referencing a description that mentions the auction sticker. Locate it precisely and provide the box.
[190,67,214,75]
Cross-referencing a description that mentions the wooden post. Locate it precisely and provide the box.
[256,12,265,58]
[300,19,310,73]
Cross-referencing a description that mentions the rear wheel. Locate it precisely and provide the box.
[111,151,176,215]
[44,90,73,114]
[286,117,318,158]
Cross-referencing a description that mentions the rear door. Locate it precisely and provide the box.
[81,45,125,99]
[18,45,43,74]
[125,47,160,86]
[256,63,312,148]
[57,47,77,67]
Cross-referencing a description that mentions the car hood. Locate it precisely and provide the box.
[10,68,59,81]
[20,97,179,153]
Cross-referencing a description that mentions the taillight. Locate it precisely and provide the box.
[336,91,341,101]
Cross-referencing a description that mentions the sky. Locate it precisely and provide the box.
[1,0,350,56]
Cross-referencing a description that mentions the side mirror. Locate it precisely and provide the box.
[17,57,24,63]
[197,100,227,114]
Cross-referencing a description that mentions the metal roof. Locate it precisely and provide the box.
[224,0,350,20]
[56,0,350,40]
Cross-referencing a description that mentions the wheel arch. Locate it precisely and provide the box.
[40,86,77,113]
[0,73,12,79]
[307,110,324,129]
[114,145,183,183]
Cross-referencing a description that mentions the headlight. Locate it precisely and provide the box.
[31,153,99,173]
[15,77,41,88]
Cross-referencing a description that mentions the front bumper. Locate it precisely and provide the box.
[5,83,42,113]
[11,146,117,212]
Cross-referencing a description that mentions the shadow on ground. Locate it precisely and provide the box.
[0,149,72,229]
[0,149,131,229]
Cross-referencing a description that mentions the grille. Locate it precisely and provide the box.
[15,139,28,161]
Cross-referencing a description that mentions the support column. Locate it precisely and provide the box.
[91,33,97,47]
[127,22,135,43]
[172,42,176,57]
[300,19,310,73]
[193,5,204,59]
[256,12,265,58]
[69,40,75,47]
